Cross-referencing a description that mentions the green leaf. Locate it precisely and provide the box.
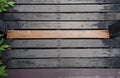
[0,0,15,12]
[0,47,5,52]
[0,39,4,45]
[1,0,7,2]
[2,8,7,11]
[0,9,3,12]
[0,44,9,56]
[5,4,9,7]
[0,44,10,49]
[0,65,6,72]
[0,72,8,77]
[8,1,15,7]
[0,60,3,65]
[0,65,8,77]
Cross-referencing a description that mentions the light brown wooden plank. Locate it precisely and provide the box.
[7,30,110,39]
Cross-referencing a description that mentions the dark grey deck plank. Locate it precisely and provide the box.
[6,39,110,48]
[10,4,120,12]
[6,39,120,48]
[7,49,120,58]
[7,69,120,78]
[3,13,120,21]
[7,21,110,29]
[14,0,120,4]
[6,39,59,48]
[7,58,120,68]
[5,0,120,70]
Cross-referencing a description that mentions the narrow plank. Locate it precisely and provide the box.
[7,69,120,78]
[14,0,120,4]
[7,58,120,68]
[4,13,120,21]
[6,39,119,48]
[10,4,120,12]
[7,30,110,39]
[6,39,59,48]
[7,21,115,30]
[7,49,120,58]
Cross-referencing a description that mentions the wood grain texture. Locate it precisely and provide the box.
[7,49,120,58]
[14,0,120,4]
[7,21,115,30]
[4,0,120,70]
[7,69,120,78]
[10,4,120,12]
[7,30,110,39]
[6,39,120,48]
[7,58,120,68]
[4,13,120,21]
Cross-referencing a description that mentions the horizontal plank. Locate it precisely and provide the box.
[9,4,120,12]
[14,0,120,4]
[3,13,120,21]
[6,30,109,38]
[7,58,120,68]
[6,39,120,48]
[7,69,120,78]
[7,21,115,29]
[7,49,120,58]
[7,30,110,39]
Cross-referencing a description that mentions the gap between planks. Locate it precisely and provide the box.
[7,30,110,39]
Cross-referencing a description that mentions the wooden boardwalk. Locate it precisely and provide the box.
[2,0,120,78]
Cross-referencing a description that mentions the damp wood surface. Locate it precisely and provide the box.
[4,0,120,73]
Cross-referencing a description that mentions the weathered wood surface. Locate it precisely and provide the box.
[6,69,120,78]
[9,4,120,12]
[7,58,120,68]
[3,13,120,21]
[14,0,120,4]
[6,21,114,29]
[7,49,120,58]
[7,30,110,39]
[5,0,120,69]
[6,39,120,48]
